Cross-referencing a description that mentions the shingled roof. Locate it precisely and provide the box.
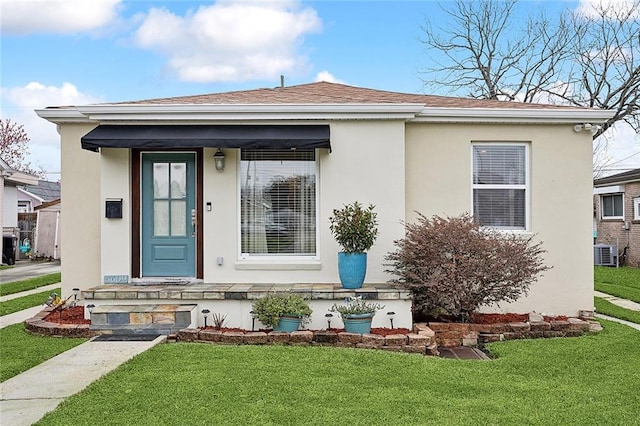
[115,81,578,110]
[594,168,640,186]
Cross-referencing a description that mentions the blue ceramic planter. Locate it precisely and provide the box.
[342,313,374,334]
[273,315,302,332]
[338,252,367,289]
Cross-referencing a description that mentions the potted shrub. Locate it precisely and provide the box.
[251,292,313,332]
[329,201,378,288]
[331,296,384,334]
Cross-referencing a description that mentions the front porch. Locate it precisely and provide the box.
[80,283,413,334]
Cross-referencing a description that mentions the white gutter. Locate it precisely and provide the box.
[36,103,616,125]
[414,107,616,123]
[35,108,88,123]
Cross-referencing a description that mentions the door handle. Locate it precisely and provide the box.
[191,209,196,237]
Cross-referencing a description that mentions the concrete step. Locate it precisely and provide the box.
[90,304,196,335]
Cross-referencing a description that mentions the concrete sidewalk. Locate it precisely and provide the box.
[0,283,61,330]
[0,283,60,302]
[0,261,61,284]
[0,336,166,426]
[0,305,48,329]
[594,291,640,311]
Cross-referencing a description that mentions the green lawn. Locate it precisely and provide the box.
[0,273,61,296]
[594,266,640,303]
[594,297,640,324]
[37,320,639,426]
[0,288,60,316]
[0,323,87,382]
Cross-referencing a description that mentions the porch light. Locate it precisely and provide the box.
[250,310,256,331]
[213,149,225,171]
[387,311,396,329]
[201,309,210,328]
[86,304,95,319]
[325,313,334,329]
[72,288,80,305]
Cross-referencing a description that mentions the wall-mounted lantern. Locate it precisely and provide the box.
[214,149,226,171]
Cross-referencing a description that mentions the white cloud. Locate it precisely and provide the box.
[132,0,321,82]
[576,0,640,19]
[599,121,640,174]
[0,82,102,178]
[0,0,122,35]
[314,71,346,84]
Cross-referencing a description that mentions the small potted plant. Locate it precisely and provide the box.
[329,201,378,288]
[251,292,313,332]
[330,296,384,334]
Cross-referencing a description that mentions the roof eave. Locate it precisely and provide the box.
[36,103,617,125]
[414,107,616,124]
[35,108,92,124]
[76,103,426,121]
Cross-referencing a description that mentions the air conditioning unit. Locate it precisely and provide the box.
[594,244,617,266]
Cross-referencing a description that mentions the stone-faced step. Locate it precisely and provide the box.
[90,304,196,327]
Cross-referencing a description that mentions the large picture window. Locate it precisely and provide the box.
[473,144,528,230]
[240,149,317,257]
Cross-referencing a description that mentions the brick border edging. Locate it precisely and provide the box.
[22,309,603,351]
[426,318,603,347]
[177,328,441,356]
[24,307,98,338]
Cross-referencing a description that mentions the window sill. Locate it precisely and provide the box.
[601,218,624,221]
[235,260,322,271]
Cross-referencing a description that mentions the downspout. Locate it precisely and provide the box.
[54,210,60,259]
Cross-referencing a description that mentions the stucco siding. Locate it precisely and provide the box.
[203,120,406,283]
[405,123,594,316]
[100,148,131,279]
[60,124,101,297]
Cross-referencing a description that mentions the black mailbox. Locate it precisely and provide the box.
[105,199,123,219]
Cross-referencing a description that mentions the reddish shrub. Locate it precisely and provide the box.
[385,213,550,321]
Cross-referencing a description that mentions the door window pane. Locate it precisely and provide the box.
[154,200,169,236]
[153,163,169,198]
[170,163,186,199]
[171,200,187,236]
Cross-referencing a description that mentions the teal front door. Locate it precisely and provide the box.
[141,153,196,277]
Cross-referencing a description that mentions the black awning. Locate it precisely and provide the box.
[81,124,331,152]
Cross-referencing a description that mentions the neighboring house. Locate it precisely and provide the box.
[33,199,62,260]
[17,180,62,259]
[36,82,613,330]
[18,180,62,212]
[594,168,640,268]
[1,158,39,264]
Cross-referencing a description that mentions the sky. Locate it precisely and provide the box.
[1,0,638,180]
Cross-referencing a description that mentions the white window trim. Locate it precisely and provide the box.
[236,148,321,263]
[633,197,640,221]
[471,142,531,232]
[600,193,624,220]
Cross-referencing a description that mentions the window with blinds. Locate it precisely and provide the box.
[601,193,623,218]
[240,149,317,257]
[472,144,528,230]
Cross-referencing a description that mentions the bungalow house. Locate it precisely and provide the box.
[36,82,613,333]
[594,168,640,268]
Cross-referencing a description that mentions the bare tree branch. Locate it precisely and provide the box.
[419,0,640,173]
[0,118,45,178]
